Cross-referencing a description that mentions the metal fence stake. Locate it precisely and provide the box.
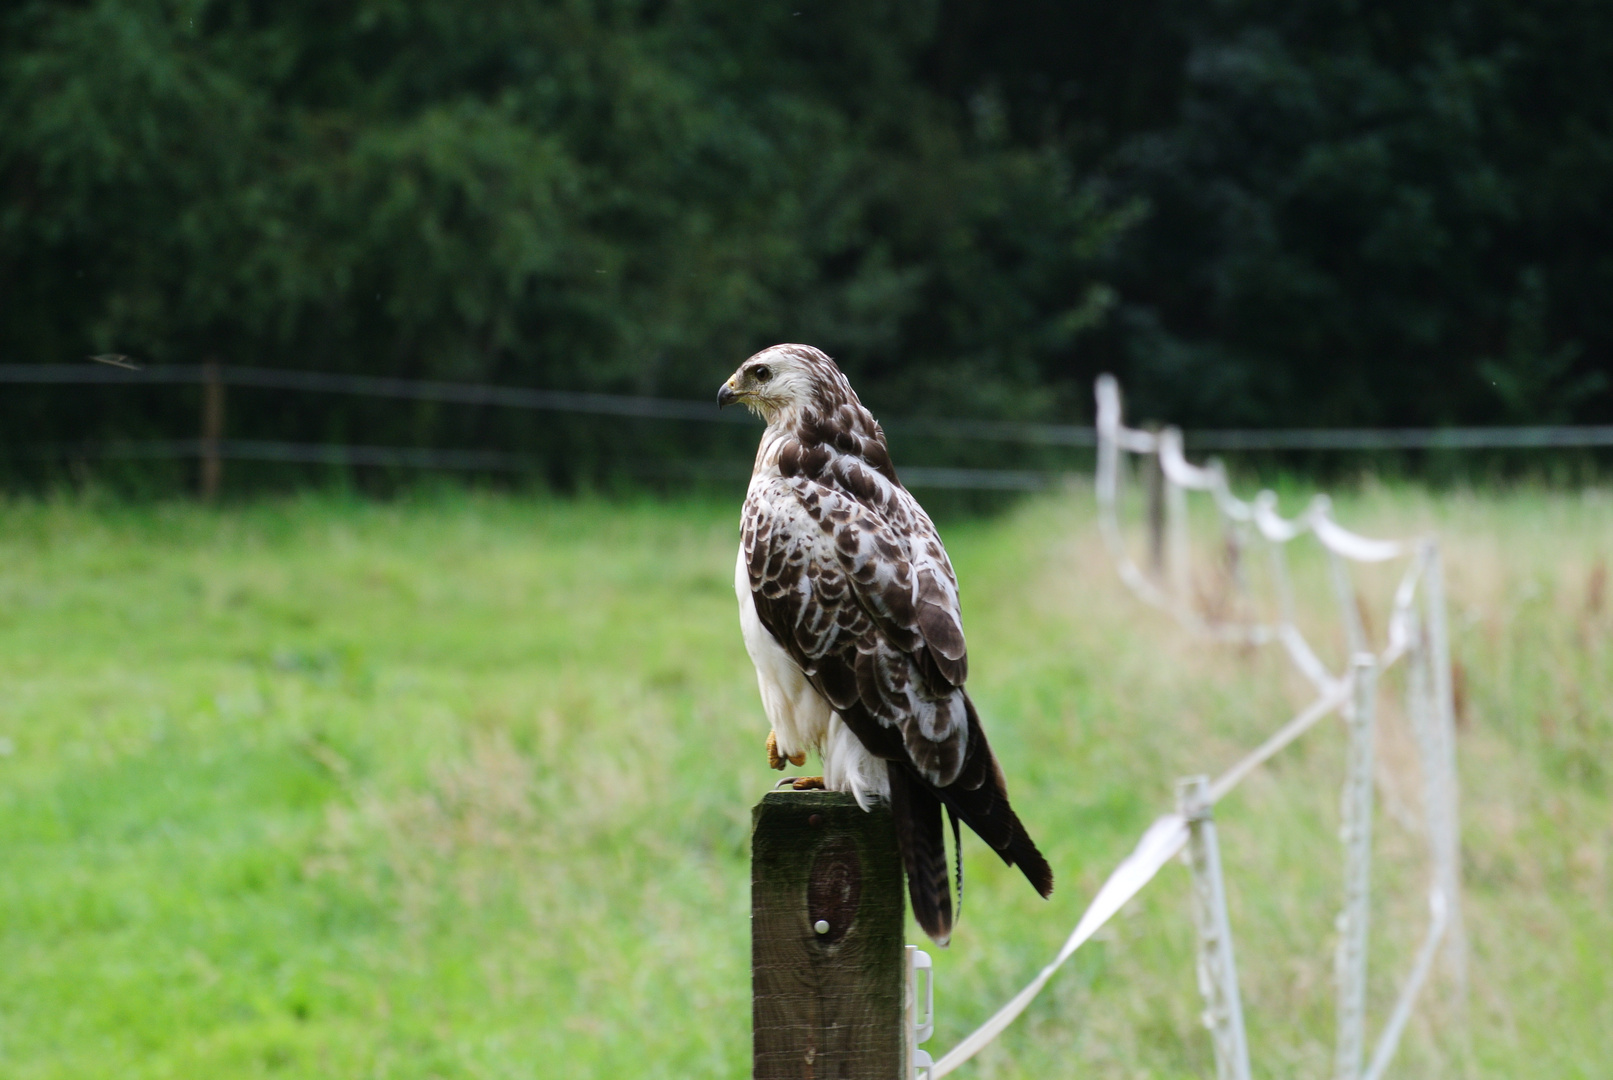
[1177,775,1252,1080]
[1328,547,1368,657]
[1336,655,1378,1080]
[1420,545,1467,999]
[1266,536,1299,631]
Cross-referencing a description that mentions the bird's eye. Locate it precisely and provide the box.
[752,365,772,382]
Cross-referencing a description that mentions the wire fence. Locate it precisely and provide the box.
[1,362,1085,491]
[6,360,1482,1071]
[915,375,1465,1079]
[18,439,1061,492]
[4,361,1612,497]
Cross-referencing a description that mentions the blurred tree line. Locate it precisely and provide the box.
[2,0,1610,482]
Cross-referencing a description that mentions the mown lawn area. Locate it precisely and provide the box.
[0,484,1608,1077]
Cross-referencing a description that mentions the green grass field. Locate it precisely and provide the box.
[1,483,1608,1078]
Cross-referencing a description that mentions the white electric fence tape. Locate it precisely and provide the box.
[928,377,1464,1078]
[932,814,1191,1076]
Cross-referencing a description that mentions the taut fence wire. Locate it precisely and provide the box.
[9,361,1613,447]
[923,376,1464,1079]
[4,361,1610,496]
[6,362,1613,465]
[0,362,1084,491]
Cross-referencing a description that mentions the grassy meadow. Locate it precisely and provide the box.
[0,482,1608,1078]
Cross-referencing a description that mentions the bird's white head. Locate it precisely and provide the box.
[716,344,854,427]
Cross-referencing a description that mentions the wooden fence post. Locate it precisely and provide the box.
[752,789,907,1079]
[200,358,225,499]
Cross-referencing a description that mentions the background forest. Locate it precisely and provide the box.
[3,5,1612,1077]
[4,0,1612,483]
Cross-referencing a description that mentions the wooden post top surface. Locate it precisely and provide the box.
[752,789,907,1080]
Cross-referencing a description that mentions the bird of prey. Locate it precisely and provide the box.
[719,344,1052,944]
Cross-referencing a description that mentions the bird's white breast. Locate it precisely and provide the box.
[735,544,889,808]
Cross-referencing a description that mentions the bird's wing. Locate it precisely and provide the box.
[742,457,970,786]
[743,437,1053,945]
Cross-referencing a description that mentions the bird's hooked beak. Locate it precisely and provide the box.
[716,378,740,408]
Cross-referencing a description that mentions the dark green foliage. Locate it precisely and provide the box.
[0,0,1122,485]
[958,0,1613,427]
[2,0,1611,489]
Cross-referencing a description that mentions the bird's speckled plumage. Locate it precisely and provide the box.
[721,344,1052,944]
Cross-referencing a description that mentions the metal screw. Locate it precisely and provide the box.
[813,919,830,935]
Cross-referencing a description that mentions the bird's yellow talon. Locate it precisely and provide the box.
[790,776,825,790]
[766,731,810,771]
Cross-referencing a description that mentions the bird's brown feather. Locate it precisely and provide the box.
[737,345,1052,942]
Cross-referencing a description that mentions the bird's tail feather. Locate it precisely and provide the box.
[888,763,953,945]
[947,805,964,925]
[935,697,1055,899]
[936,781,1053,897]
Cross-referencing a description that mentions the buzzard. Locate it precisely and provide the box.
[719,344,1053,944]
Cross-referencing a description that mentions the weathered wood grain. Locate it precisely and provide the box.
[752,789,906,1080]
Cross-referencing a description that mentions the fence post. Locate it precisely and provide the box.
[1327,549,1368,657]
[1162,430,1192,604]
[1146,425,1166,580]
[1177,775,1251,1080]
[753,789,907,1079]
[200,359,225,499]
[1336,654,1378,1080]
[1419,545,1466,997]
